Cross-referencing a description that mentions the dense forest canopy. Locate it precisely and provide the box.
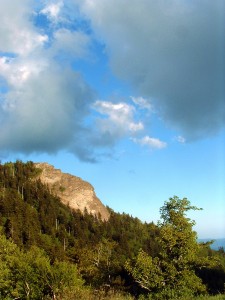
[0,161,225,300]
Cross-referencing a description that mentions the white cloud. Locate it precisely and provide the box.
[129,122,144,132]
[0,56,48,88]
[130,96,153,111]
[132,136,167,149]
[52,28,90,59]
[40,1,64,22]
[93,100,144,142]
[175,135,186,144]
[0,1,48,57]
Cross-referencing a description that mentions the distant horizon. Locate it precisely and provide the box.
[199,238,225,251]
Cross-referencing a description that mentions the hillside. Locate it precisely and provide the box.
[0,161,225,299]
[0,161,159,285]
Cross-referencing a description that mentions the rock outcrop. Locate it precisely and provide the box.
[35,163,110,221]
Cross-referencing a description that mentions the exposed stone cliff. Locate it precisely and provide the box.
[35,163,110,221]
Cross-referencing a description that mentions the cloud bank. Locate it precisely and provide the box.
[0,0,95,161]
[0,0,224,161]
[78,0,225,140]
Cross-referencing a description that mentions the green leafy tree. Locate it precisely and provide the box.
[43,260,84,300]
[125,250,163,292]
[0,232,18,299]
[78,238,118,287]
[126,196,214,298]
[0,230,84,299]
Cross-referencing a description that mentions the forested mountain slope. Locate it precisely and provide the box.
[0,161,225,300]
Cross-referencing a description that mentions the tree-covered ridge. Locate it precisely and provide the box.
[0,161,225,299]
[0,161,159,290]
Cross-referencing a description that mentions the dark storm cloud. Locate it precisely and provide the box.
[79,0,225,140]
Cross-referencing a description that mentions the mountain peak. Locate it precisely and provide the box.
[35,163,110,221]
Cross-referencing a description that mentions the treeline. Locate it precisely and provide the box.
[0,161,225,299]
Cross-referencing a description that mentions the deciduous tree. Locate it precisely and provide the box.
[126,196,213,298]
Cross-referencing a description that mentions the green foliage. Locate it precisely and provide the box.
[0,162,225,299]
[0,230,84,299]
[78,238,118,286]
[125,250,163,291]
[0,161,160,290]
[126,197,219,299]
[61,287,135,300]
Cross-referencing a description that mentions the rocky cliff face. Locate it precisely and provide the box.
[35,163,110,221]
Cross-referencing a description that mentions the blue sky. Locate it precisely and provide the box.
[0,0,224,238]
